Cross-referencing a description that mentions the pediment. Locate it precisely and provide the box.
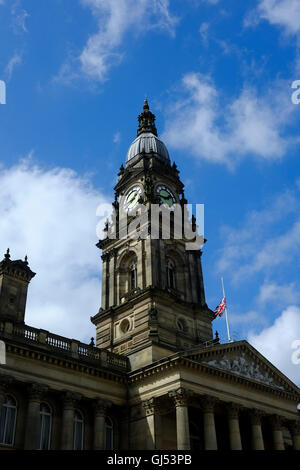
[181,340,300,396]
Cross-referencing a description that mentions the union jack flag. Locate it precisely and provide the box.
[213,297,226,319]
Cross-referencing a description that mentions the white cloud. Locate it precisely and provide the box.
[11,1,29,34]
[217,188,300,282]
[58,0,177,83]
[257,0,300,35]
[5,52,22,81]
[162,73,297,167]
[199,22,210,45]
[248,305,300,385]
[0,159,110,342]
[257,281,300,306]
[113,131,121,144]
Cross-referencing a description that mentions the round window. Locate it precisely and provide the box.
[120,318,131,333]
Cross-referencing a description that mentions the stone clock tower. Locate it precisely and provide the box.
[91,99,214,369]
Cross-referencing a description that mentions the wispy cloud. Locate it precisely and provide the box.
[216,187,300,282]
[246,0,300,72]
[11,1,29,34]
[57,0,178,84]
[5,52,22,81]
[162,73,298,167]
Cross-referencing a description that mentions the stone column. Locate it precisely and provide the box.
[169,388,191,450]
[250,409,264,450]
[289,421,300,451]
[270,414,285,450]
[226,403,242,450]
[93,399,111,450]
[24,383,48,450]
[61,391,81,450]
[201,395,218,450]
[142,398,159,450]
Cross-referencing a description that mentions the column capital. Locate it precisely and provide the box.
[226,402,242,419]
[250,408,265,425]
[93,398,112,417]
[288,420,300,436]
[169,388,191,407]
[0,373,13,393]
[61,390,82,409]
[142,397,159,416]
[269,414,283,431]
[27,382,48,401]
[200,395,219,412]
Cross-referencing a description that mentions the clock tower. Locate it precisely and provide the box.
[91,99,214,369]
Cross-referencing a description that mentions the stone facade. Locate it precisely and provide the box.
[0,99,299,450]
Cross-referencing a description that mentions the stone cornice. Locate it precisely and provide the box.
[127,349,300,402]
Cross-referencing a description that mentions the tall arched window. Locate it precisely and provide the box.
[73,410,84,450]
[105,416,114,450]
[166,260,175,289]
[0,395,17,446]
[39,403,52,450]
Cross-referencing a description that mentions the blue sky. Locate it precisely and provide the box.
[0,0,300,384]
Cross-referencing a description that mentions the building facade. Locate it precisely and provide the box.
[0,100,299,451]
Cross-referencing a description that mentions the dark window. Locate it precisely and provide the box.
[130,266,137,290]
[105,417,113,450]
[39,403,52,450]
[0,395,17,446]
[167,262,175,289]
[73,410,84,450]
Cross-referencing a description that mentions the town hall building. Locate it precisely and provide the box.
[0,100,299,451]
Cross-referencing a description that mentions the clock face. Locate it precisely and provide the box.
[156,185,176,208]
[124,186,142,211]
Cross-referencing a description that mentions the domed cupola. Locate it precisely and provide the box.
[126,98,170,166]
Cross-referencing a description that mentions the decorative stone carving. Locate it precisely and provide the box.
[200,395,218,412]
[202,353,284,389]
[169,388,191,407]
[27,382,48,401]
[269,414,283,431]
[93,398,112,417]
[288,420,300,436]
[250,408,265,425]
[142,398,158,416]
[61,390,82,409]
[226,402,241,419]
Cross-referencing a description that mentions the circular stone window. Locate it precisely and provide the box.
[120,318,131,334]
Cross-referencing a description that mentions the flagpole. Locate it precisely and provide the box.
[221,276,232,343]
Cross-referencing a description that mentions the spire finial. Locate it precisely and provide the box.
[4,248,10,260]
[24,255,28,265]
[137,97,157,137]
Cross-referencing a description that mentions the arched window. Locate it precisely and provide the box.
[73,410,84,450]
[39,403,52,450]
[0,395,17,446]
[105,416,114,450]
[166,260,175,289]
[130,263,137,291]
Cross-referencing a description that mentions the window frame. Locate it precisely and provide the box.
[39,402,52,451]
[0,394,17,447]
[73,409,84,450]
[105,416,114,450]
